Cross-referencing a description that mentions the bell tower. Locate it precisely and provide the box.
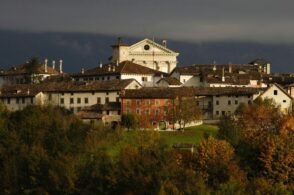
[111,37,129,63]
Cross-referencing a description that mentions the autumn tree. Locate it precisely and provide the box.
[195,137,246,189]
[168,96,202,130]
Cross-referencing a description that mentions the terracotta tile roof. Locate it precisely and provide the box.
[157,77,182,85]
[72,61,166,77]
[0,63,60,76]
[0,79,138,97]
[123,87,261,99]
[41,79,138,92]
[171,64,265,76]
[0,84,41,97]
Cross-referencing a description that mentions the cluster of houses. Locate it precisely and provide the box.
[0,38,293,129]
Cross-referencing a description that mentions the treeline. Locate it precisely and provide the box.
[0,100,293,194]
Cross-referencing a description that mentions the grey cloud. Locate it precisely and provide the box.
[0,0,294,42]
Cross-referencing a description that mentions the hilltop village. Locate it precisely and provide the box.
[0,38,293,129]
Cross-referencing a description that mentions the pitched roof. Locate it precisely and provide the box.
[157,77,182,85]
[0,84,41,97]
[0,79,139,97]
[260,83,293,100]
[123,87,261,99]
[72,61,167,77]
[0,63,60,76]
[249,59,270,65]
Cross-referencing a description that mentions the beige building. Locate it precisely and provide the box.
[0,79,141,114]
[260,83,293,114]
[72,61,167,87]
[111,38,179,73]
[0,59,61,86]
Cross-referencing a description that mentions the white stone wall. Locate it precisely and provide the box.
[0,92,44,111]
[212,94,255,119]
[260,85,292,114]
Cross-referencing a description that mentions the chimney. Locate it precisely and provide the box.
[113,66,116,72]
[116,60,119,66]
[81,68,84,74]
[44,58,48,73]
[59,59,63,73]
[213,65,216,71]
[99,62,103,68]
[52,60,56,69]
[27,89,30,95]
[161,74,164,78]
[222,67,225,82]
[108,65,111,72]
[266,63,271,74]
[229,64,232,73]
[162,40,167,47]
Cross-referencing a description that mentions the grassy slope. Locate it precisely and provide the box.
[107,124,218,158]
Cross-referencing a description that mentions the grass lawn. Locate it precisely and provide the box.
[107,124,218,158]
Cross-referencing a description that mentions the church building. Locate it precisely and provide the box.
[110,38,179,73]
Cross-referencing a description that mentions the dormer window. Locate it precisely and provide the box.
[274,90,278,95]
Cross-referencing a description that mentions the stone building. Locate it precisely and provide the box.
[110,38,179,73]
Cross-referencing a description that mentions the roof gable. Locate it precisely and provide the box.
[260,83,293,100]
[129,38,178,55]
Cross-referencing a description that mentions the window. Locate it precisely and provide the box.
[127,109,131,114]
[145,109,150,115]
[97,97,101,104]
[84,97,89,104]
[60,98,64,104]
[274,90,278,95]
[70,98,74,104]
[92,92,95,95]
[107,76,110,80]
[136,109,141,114]
[22,97,25,104]
[216,111,219,115]
[145,99,150,105]
[228,100,231,105]
[222,111,226,116]
[95,77,99,80]
[142,77,148,82]
[216,100,219,105]
[77,107,81,112]
[155,109,160,116]
[7,97,10,104]
[116,76,120,79]
[235,100,238,105]
[106,92,109,95]
[105,97,109,103]
[136,100,141,105]
[77,98,81,104]
[248,100,251,104]
[102,77,105,80]
[155,99,160,105]
[31,97,33,104]
[116,97,120,102]
[49,94,52,101]
[283,100,287,103]
[71,92,74,96]
[61,93,64,96]
[70,108,74,112]
[126,100,131,106]
[16,98,19,104]
[117,91,120,95]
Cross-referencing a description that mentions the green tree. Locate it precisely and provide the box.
[121,113,138,131]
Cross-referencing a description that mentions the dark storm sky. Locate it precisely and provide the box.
[1,0,294,43]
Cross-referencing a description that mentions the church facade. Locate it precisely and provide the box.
[111,38,179,73]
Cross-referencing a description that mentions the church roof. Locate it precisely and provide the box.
[72,61,167,77]
[0,63,60,76]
